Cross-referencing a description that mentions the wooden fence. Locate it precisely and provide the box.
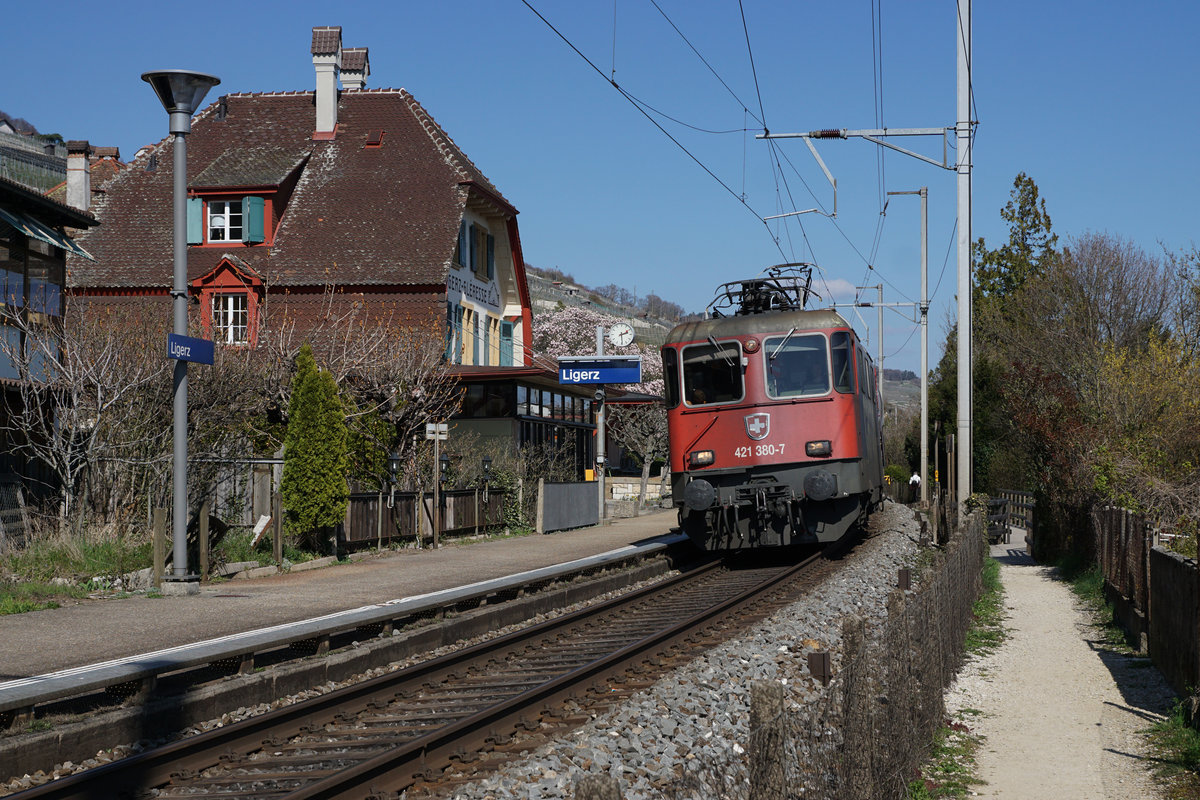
[1088,504,1200,692]
[343,489,506,549]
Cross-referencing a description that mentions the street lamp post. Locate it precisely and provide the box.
[142,70,220,586]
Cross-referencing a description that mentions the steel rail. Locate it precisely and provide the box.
[10,547,826,800]
[285,555,818,799]
[0,534,685,726]
[5,559,725,800]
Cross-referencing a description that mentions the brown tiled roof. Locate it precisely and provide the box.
[90,156,124,190]
[342,48,368,72]
[2,173,97,228]
[46,156,127,207]
[68,89,515,291]
[192,144,308,188]
[311,26,341,55]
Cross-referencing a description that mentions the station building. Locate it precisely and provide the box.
[62,27,608,478]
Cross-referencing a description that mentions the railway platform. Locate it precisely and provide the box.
[0,509,680,683]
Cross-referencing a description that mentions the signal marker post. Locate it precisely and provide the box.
[425,422,448,547]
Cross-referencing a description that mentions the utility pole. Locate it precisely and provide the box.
[888,187,930,506]
[854,285,884,411]
[760,1,973,509]
[595,326,606,520]
[956,0,974,509]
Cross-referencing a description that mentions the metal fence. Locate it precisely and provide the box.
[727,503,987,799]
[0,139,66,193]
[536,480,599,534]
[0,479,28,555]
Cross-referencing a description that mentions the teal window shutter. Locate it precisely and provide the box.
[186,198,203,244]
[483,317,491,366]
[486,234,495,280]
[457,221,467,267]
[468,223,476,272]
[500,321,514,366]
[454,305,465,364]
[241,196,265,243]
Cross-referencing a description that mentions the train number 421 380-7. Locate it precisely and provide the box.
[734,443,786,458]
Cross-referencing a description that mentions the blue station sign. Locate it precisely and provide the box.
[167,333,215,366]
[558,356,642,385]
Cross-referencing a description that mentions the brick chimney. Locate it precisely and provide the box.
[66,140,92,211]
[311,26,342,139]
[341,47,369,90]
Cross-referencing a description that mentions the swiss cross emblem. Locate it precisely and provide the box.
[745,413,770,441]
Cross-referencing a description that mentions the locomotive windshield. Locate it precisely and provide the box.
[682,341,743,406]
[765,333,830,398]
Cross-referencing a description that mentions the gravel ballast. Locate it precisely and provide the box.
[442,500,925,799]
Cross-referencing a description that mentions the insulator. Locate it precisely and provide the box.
[810,129,842,139]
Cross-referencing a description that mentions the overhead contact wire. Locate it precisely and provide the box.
[517,1,788,260]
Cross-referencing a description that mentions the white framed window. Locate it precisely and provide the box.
[212,293,249,344]
[207,200,243,242]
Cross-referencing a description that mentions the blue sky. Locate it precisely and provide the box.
[5,1,1197,373]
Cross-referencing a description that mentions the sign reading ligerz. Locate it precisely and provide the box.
[557,356,642,385]
[167,333,214,365]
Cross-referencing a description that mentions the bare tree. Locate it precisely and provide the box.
[252,287,463,490]
[988,231,1173,415]
[0,301,170,527]
[608,401,668,504]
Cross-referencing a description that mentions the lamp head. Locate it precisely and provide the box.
[142,70,221,133]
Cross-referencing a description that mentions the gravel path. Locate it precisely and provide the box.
[944,530,1177,799]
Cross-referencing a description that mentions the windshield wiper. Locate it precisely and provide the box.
[770,327,797,360]
[708,335,737,368]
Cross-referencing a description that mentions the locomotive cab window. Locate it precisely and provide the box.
[682,341,743,406]
[765,333,830,398]
[831,331,854,393]
[662,347,680,408]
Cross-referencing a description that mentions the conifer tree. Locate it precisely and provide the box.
[281,344,349,549]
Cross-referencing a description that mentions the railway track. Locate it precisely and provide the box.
[9,543,843,800]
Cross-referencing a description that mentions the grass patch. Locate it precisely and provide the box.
[210,529,319,568]
[0,581,87,615]
[1147,701,1200,799]
[0,535,146,614]
[965,557,1006,656]
[1054,556,1129,651]
[913,552,1006,798]
[2,536,151,585]
[911,715,986,798]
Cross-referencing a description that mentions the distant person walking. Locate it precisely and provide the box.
[908,472,921,502]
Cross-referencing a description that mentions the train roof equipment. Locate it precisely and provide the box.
[706,263,820,318]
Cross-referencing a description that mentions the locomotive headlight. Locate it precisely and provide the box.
[689,449,715,467]
[743,338,760,353]
[805,440,832,457]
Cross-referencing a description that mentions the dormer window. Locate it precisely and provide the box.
[207,200,242,241]
[187,196,265,245]
[194,258,262,347]
[212,292,249,344]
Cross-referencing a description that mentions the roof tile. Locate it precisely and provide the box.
[311,26,342,55]
[69,90,516,292]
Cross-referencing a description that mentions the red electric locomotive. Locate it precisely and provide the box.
[661,265,884,551]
